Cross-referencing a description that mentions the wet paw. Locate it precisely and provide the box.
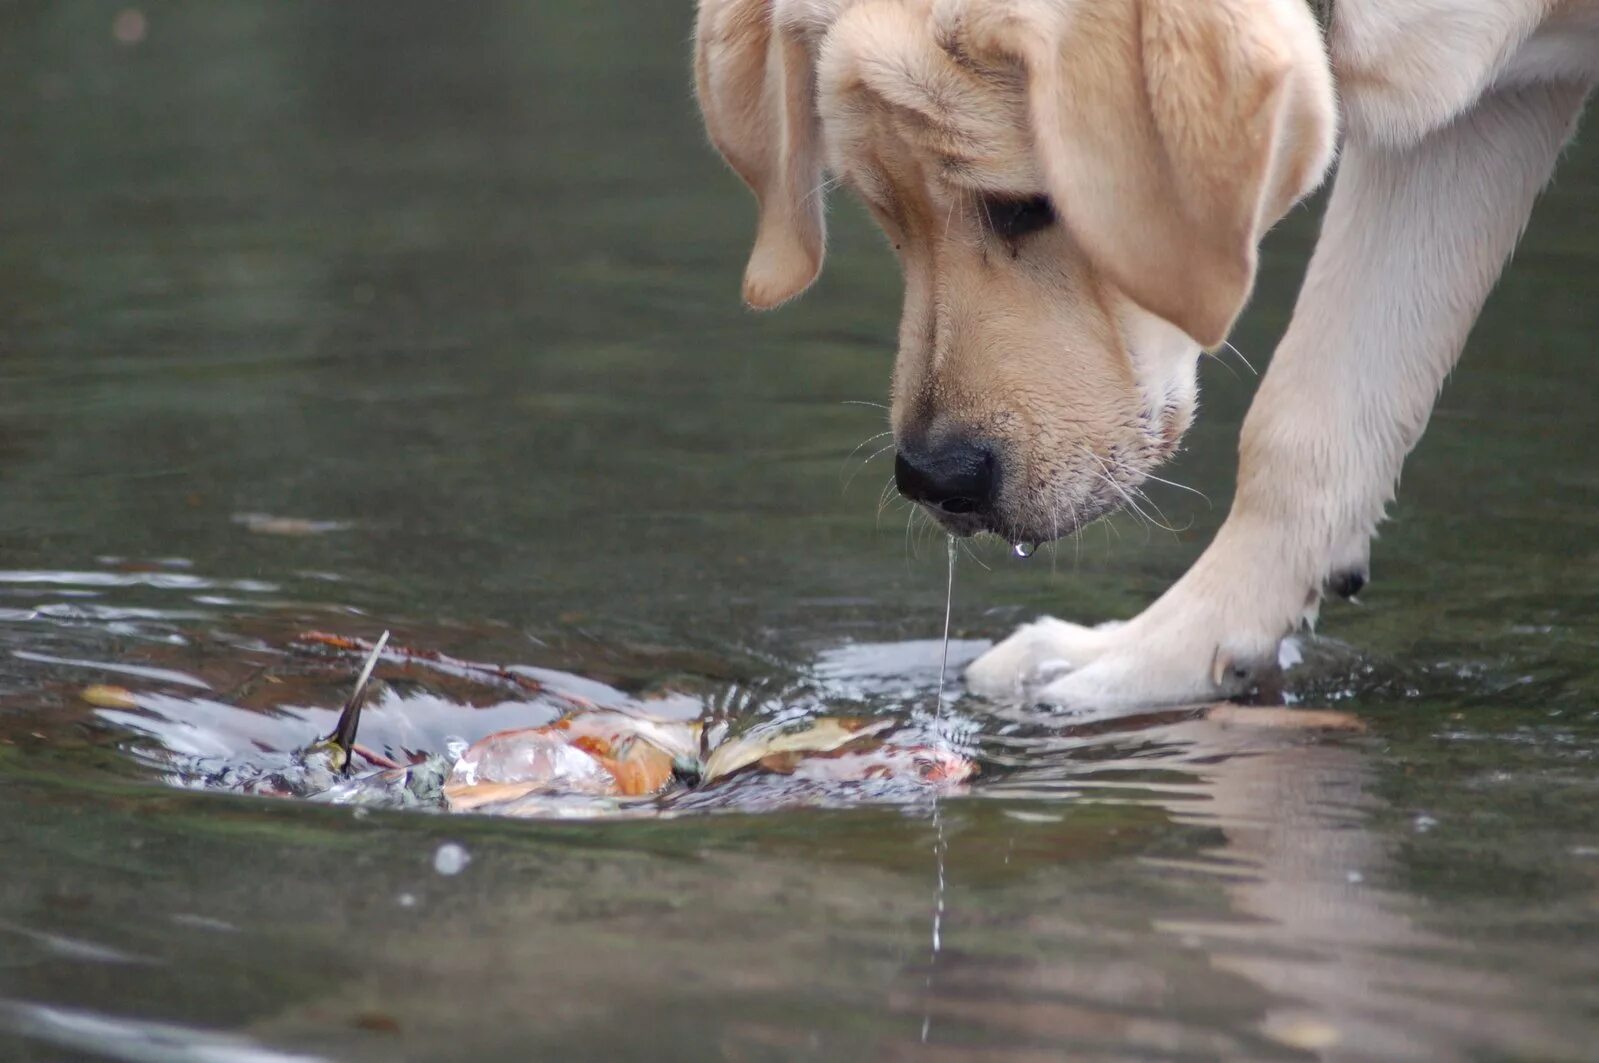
[963,617,1118,697]
[969,602,1287,713]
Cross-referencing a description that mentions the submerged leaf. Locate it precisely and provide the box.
[702,717,892,782]
[594,737,677,797]
[547,711,700,763]
[443,727,615,810]
[80,685,138,710]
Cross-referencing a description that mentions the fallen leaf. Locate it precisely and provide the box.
[80,685,138,710]
[595,736,676,796]
[444,779,546,812]
[443,728,614,809]
[551,711,699,763]
[758,742,976,785]
[703,717,891,782]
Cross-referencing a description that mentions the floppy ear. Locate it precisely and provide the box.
[695,0,827,309]
[985,0,1335,347]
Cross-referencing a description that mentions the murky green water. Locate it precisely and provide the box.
[2,3,1596,1060]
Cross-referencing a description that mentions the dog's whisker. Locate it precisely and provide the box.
[942,187,966,243]
[956,537,991,572]
[915,507,940,557]
[876,476,901,519]
[1083,446,1184,537]
[881,497,913,535]
[842,440,898,492]
[1069,497,1084,569]
[841,399,890,411]
[1206,350,1244,383]
[802,172,847,208]
[1105,477,1164,540]
[843,428,894,455]
[1130,484,1191,533]
[1096,449,1207,525]
[1223,340,1258,377]
[1134,469,1211,507]
[1047,494,1061,576]
[1086,461,1158,542]
[840,430,894,473]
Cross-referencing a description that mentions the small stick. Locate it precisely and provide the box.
[293,629,597,711]
[352,743,404,771]
[325,630,390,776]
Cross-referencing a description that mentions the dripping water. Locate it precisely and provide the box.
[921,534,957,1043]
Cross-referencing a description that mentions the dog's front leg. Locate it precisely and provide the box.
[968,81,1590,712]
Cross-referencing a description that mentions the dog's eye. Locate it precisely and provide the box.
[982,195,1055,241]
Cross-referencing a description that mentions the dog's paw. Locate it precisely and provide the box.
[966,602,1284,713]
[963,616,1122,698]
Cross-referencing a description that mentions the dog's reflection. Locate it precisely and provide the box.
[895,702,1562,1061]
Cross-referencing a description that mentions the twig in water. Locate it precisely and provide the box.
[292,629,595,711]
[324,631,389,776]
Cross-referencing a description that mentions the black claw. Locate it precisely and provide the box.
[1327,569,1368,600]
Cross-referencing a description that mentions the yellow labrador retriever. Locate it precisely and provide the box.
[694,0,1597,710]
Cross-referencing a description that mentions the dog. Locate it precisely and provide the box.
[694,0,1597,710]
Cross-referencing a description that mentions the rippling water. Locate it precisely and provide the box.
[2,3,1597,1060]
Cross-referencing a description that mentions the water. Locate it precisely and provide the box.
[921,536,957,1045]
[1,3,1597,1059]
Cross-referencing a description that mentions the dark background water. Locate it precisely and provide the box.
[1,3,1596,1060]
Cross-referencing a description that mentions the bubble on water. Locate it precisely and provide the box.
[1012,542,1035,559]
[396,893,418,908]
[433,842,470,876]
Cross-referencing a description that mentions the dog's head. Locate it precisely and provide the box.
[696,0,1335,544]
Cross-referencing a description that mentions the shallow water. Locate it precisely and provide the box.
[2,3,1597,1060]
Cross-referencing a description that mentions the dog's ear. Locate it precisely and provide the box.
[695,0,826,310]
[981,0,1335,347]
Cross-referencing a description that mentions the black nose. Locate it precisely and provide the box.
[895,439,996,516]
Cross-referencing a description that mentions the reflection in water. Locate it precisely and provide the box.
[0,0,1595,1057]
[1,1001,326,1063]
[909,708,1588,1059]
[4,597,1586,1057]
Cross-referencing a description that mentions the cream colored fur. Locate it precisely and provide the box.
[695,0,1598,712]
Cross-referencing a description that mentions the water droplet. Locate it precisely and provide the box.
[433,842,470,876]
[1012,542,1035,559]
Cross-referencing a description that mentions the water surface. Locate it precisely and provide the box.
[2,3,1597,1060]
